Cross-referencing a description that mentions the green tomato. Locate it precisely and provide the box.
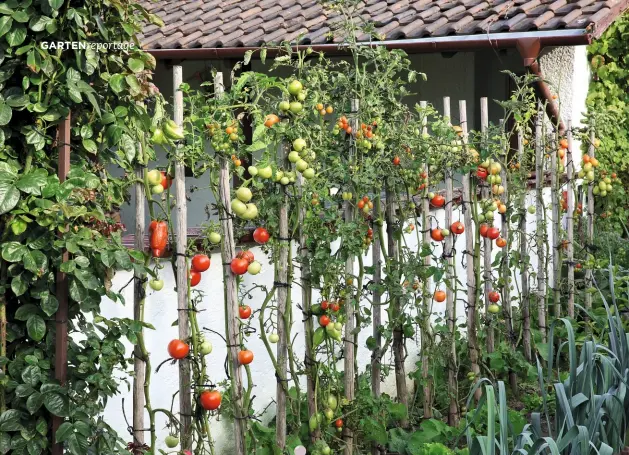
[322,447,331,455]
[293,138,307,152]
[577,170,585,179]
[441,229,450,237]
[199,341,213,355]
[279,101,290,112]
[236,186,253,203]
[288,80,303,96]
[231,199,247,216]
[327,395,338,410]
[149,279,164,291]
[289,101,303,114]
[586,171,595,181]
[165,435,179,448]
[209,232,222,244]
[296,160,309,172]
[241,203,259,220]
[248,165,258,176]
[303,168,315,179]
[280,176,290,185]
[152,184,164,195]
[147,169,162,185]
[527,206,536,214]
[275,170,284,182]
[323,408,334,420]
[334,322,342,331]
[258,166,273,179]
[485,211,495,221]
[288,151,300,163]
[268,333,279,343]
[297,92,307,101]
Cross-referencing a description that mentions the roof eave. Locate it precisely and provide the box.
[146,29,593,60]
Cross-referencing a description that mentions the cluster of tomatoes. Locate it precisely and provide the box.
[487,290,501,314]
[288,137,316,180]
[479,224,501,241]
[207,119,240,155]
[476,160,504,195]
[333,117,383,152]
[356,194,374,215]
[430,221,464,242]
[559,190,583,215]
[188,253,210,287]
[279,79,306,115]
[230,249,261,276]
[146,169,172,195]
[315,102,334,116]
[476,197,505,224]
[231,186,258,221]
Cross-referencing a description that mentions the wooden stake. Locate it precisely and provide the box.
[443,97,459,427]
[518,129,532,361]
[52,113,71,455]
[371,197,382,399]
[419,101,433,418]
[566,121,575,318]
[276,141,290,450]
[585,122,595,311]
[535,104,547,343]
[133,155,146,445]
[343,99,359,455]
[215,72,247,455]
[550,132,561,319]
[480,98,494,354]
[459,101,481,400]
[172,66,193,450]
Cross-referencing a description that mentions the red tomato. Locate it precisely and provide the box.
[479,224,489,238]
[487,227,500,240]
[168,339,190,359]
[476,167,488,180]
[200,390,222,410]
[191,254,210,273]
[331,303,340,312]
[253,227,270,244]
[430,194,445,208]
[189,270,201,287]
[451,221,464,235]
[496,237,507,248]
[393,156,400,166]
[238,349,254,365]
[321,300,330,310]
[357,200,365,209]
[335,419,343,428]
[149,220,158,232]
[430,228,444,242]
[230,258,249,275]
[160,171,172,190]
[488,291,500,303]
[237,250,254,264]
[319,315,330,327]
[239,305,252,319]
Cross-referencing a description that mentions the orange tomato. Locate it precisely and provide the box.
[434,290,446,302]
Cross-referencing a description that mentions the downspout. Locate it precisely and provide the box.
[516,38,566,134]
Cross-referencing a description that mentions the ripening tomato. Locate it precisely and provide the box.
[191,254,211,273]
[238,349,254,365]
[237,250,255,264]
[434,290,446,302]
[319,315,331,327]
[331,303,340,312]
[393,156,400,166]
[168,339,190,359]
[253,227,270,244]
[160,171,173,190]
[357,200,365,209]
[430,228,444,242]
[488,291,500,303]
[496,237,507,248]
[230,258,249,275]
[559,138,568,149]
[189,270,201,287]
[479,224,489,238]
[451,221,464,235]
[335,419,344,428]
[239,305,252,319]
[200,390,222,410]
[487,227,500,240]
[430,194,445,208]
[264,114,280,128]
[321,300,329,310]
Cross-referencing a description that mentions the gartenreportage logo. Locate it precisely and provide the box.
[40,41,135,50]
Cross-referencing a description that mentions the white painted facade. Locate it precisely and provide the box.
[102,46,590,454]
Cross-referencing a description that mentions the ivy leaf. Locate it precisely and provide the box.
[29,16,52,32]
[14,384,35,398]
[6,24,26,47]
[74,269,100,290]
[40,294,59,316]
[0,410,22,431]
[0,432,10,453]
[48,0,64,10]
[16,169,48,195]
[21,365,41,387]
[0,102,12,126]
[14,304,40,321]
[43,392,68,417]
[119,134,135,162]
[25,393,43,414]
[81,138,97,154]
[2,241,27,262]
[0,17,12,38]
[67,433,89,455]
[108,74,125,94]
[128,58,144,73]
[23,250,47,275]
[26,315,46,341]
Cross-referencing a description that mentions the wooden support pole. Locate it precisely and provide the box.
[215,72,247,455]
[52,113,71,455]
[566,121,575,318]
[459,101,481,400]
[551,133,561,319]
[371,198,382,399]
[276,141,290,450]
[419,101,433,419]
[518,129,532,362]
[584,122,595,311]
[133,149,146,445]
[343,99,359,455]
[535,104,547,343]
[480,98,494,354]
[443,97,458,427]
[173,66,193,450]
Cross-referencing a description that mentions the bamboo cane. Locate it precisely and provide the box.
[518,129,532,361]
[215,72,247,455]
[551,132,561,318]
[585,122,595,311]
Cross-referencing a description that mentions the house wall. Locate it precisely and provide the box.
[101,47,591,454]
